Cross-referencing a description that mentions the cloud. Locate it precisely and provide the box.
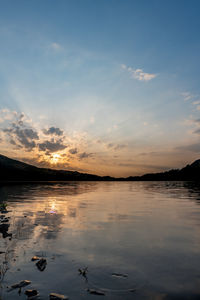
[193,128,200,135]
[192,100,200,105]
[118,162,170,171]
[69,148,78,154]
[114,144,127,150]
[78,152,93,159]
[4,123,39,151]
[50,42,62,50]
[43,127,63,136]
[106,143,127,151]
[176,143,200,153]
[38,139,67,153]
[121,64,157,81]
[0,108,18,123]
[107,143,114,149]
[181,92,194,101]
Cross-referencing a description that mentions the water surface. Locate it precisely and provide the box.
[0,181,200,299]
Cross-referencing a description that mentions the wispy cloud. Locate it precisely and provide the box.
[176,143,200,153]
[50,42,62,51]
[192,100,200,105]
[107,143,127,151]
[78,152,94,160]
[121,64,157,81]
[181,92,194,101]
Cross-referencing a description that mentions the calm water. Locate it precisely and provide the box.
[0,181,200,299]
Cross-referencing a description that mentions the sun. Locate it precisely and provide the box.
[51,153,61,164]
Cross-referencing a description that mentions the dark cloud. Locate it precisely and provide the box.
[78,152,93,159]
[17,113,25,126]
[38,140,67,153]
[118,162,170,171]
[193,128,200,135]
[107,143,127,150]
[114,144,127,150]
[69,148,78,154]
[176,143,200,153]
[107,143,114,148]
[4,124,39,151]
[43,127,63,136]
[138,151,161,156]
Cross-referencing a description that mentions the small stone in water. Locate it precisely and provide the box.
[25,289,38,297]
[49,293,69,299]
[36,258,47,271]
[11,280,31,289]
[87,289,105,295]
[78,267,88,277]
[31,256,40,261]
[1,218,9,223]
[112,272,128,278]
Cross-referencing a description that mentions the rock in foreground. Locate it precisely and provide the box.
[11,280,31,289]
[49,293,69,299]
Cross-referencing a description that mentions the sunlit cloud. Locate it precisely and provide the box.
[192,100,200,105]
[121,64,157,81]
[0,108,18,123]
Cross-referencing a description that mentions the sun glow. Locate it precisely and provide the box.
[50,153,61,164]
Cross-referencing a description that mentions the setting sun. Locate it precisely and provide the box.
[51,153,61,164]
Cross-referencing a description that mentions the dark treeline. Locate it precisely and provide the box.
[0,154,200,182]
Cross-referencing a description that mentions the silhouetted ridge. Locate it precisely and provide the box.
[0,154,200,181]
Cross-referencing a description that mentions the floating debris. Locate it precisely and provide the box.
[31,256,40,261]
[25,289,38,297]
[129,288,136,292]
[0,203,7,211]
[49,292,69,299]
[11,280,31,289]
[87,288,105,296]
[112,273,128,278]
[78,267,88,277]
[36,258,47,271]
[1,218,9,223]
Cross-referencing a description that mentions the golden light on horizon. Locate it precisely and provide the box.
[50,153,61,164]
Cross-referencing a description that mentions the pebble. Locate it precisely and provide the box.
[25,289,38,297]
[49,293,69,299]
[87,288,105,295]
[11,280,31,289]
[112,272,128,278]
[36,258,47,271]
[31,256,40,261]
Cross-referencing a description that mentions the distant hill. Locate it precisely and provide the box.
[0,154,112,181]
[127,159,200,181]
[0,154,200,181]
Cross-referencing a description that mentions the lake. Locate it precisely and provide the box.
[0,181,200,299]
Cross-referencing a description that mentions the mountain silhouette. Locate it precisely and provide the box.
[0,154,200,181]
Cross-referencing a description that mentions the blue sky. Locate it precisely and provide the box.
[0,0,200,176]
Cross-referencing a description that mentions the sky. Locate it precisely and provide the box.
[0,0,200,177]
